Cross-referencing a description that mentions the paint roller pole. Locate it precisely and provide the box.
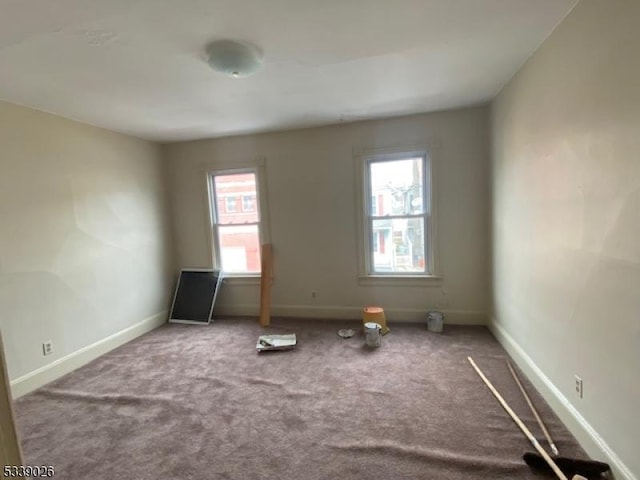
[507,360,559,455]
[467,357,587,480]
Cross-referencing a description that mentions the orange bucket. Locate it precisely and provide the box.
[362,306,389,335]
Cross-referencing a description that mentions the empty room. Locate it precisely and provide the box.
[0,1,638,479]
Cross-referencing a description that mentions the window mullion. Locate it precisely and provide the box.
[218,221,260,227]
[371,214,424,221]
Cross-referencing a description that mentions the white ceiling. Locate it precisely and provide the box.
[0,0,576,142]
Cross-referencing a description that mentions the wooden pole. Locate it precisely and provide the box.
[259,244,272,327]
[467,357,586,480]
[507,360,559,455]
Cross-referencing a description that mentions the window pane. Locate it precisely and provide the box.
[371,218,425,273]
[369,158,423,216]
[242,195,255,212]
[225,196,237,212]
[218,225,261,273]
[214,173,259,224]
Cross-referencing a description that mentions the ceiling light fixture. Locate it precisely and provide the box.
[205,40,263,78]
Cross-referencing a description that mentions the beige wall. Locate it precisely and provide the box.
[491,1,639,478]
[0,101,174,382]
[163,107,490,322]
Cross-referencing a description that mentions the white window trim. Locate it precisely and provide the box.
[354,144,442,286]
[202,157,271,285]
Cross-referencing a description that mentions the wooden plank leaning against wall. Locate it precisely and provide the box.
[259,244,273,327]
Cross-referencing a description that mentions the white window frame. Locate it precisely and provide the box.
[204,158,270,283]
[354,145,441,286]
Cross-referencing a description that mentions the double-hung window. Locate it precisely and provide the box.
[208,167,267,275]
[358,149,436,279]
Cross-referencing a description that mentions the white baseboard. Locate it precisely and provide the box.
[10,311,167,399]
[489,320,636,480]
[216,304,487,325]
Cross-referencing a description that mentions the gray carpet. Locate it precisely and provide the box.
[15,318,590,479]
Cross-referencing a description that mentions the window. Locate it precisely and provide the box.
[225,196,237,213]
[208,170,265,275]
[242,195,255,212]
[357,148,436,280]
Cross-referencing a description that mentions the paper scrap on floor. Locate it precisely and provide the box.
[256,334,297,352]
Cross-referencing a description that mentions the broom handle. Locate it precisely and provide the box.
[507,360,559,455]
[467,357,586,480]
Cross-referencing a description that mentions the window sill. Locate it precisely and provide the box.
[358,275,443,287]
[222,275,261,286]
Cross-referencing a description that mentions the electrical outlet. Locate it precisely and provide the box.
[574,375,583,399]
[43,341,53,356]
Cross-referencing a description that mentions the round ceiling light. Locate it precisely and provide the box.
[205,40,263,78]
